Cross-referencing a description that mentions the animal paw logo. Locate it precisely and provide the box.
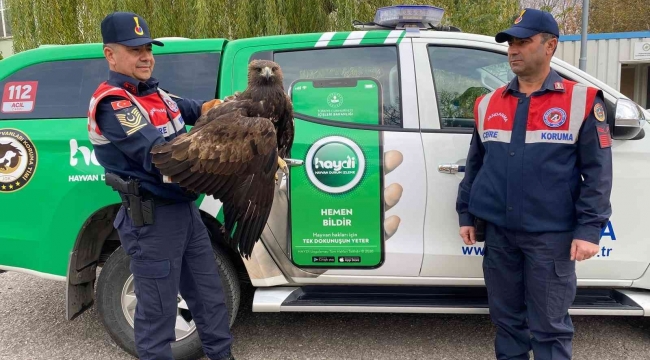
[306,136,365,194]
[543,107,567,128]
[0,129,37,193]
[134,17,144,36]
[327,92,343,108]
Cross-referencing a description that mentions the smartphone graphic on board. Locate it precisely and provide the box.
[287,77,385,269]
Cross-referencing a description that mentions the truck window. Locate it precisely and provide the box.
[273,46,402,127]
[0,53,220,120]
[428,46,513,129]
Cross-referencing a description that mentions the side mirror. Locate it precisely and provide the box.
[612,98,646,140]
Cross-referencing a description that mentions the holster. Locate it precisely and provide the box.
[118,193,154,227]
[105,172,155,227]
[474,217,486,242]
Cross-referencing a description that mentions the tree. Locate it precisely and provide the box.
[519,0,582,34]
[588,0,650,33]
[521,0,650,34]
[7,0,520,53]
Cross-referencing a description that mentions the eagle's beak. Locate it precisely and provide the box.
[261,67,273,79]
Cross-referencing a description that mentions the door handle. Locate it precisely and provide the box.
[438,164,465,174]
[284,158,304,167]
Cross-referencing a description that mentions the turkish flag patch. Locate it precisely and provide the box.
[111,100,133,110]
[596,123,612,148]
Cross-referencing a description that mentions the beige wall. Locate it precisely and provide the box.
[0,37,12,58]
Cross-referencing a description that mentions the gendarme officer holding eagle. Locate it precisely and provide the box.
[456,8,613,360]
[88,12,234,360]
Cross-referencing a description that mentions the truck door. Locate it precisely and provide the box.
[413,37,513,280]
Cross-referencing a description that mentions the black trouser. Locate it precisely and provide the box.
[482,222,576,360]
[114,200,233,360]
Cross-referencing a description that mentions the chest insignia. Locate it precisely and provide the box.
[543,107,567,128]
[162,95,179,113]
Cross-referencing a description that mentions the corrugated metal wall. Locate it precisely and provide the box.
[556,33,650,92]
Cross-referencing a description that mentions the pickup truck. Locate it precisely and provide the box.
[1,5,649,360]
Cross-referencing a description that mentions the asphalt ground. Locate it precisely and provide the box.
[2,270,650,359]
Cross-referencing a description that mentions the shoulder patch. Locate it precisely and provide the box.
[114,106,147,136]
[554,82,564,90]
[596,123,612,148]
[594,102,606,122]
[111,100,133,110]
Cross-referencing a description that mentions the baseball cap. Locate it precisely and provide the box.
[495,8,560,43]
[101,12,164,47]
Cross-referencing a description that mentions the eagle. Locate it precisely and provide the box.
[150,59,294,258]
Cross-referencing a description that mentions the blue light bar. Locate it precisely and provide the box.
[374,5,445,27]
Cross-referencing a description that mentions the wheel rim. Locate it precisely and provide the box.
[121,274,197,341]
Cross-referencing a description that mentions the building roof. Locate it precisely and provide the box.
[560,31,650,42]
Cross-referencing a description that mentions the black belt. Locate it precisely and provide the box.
[142,195,180,207]
[117,193,181,226]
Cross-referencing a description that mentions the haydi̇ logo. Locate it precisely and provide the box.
[314,155,356,172]
[70,139,100,166]
[306,136,365,194]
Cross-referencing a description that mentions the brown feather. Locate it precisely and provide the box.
[150,59,294,258]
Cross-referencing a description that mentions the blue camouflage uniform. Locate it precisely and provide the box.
[456,8,613,360]
[88,12,234,360]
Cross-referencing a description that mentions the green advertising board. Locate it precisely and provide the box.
[288,78,384,268]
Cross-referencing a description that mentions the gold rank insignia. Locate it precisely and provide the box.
[514,10,526,24]
[594,102,606,122]
[116,107,147,136]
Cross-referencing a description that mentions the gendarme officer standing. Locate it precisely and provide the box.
[87,12,234,360]
[456,8,613,360]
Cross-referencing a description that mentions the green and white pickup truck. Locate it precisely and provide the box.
[1,5,649,360]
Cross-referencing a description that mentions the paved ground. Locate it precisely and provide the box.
[2,270,650,359]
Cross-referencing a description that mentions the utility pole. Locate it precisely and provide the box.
[579,0,589,71]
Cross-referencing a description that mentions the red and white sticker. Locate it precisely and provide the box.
[2,81,39,113]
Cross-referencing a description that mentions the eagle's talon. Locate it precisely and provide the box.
[278,157,289,174]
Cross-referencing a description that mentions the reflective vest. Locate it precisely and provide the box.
[87,82,185,146]
[475,81,597,145]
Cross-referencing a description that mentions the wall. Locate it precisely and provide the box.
[556,31,650,92]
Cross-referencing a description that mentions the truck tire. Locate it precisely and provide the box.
[96,243,240,360]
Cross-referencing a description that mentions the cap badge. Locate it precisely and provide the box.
[514,10,526,24]
[134,16,144,36]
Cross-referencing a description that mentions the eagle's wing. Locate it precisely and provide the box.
[277,93,295,159]
[150,106,278,258]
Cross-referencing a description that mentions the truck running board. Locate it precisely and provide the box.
[253,286,649,316]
